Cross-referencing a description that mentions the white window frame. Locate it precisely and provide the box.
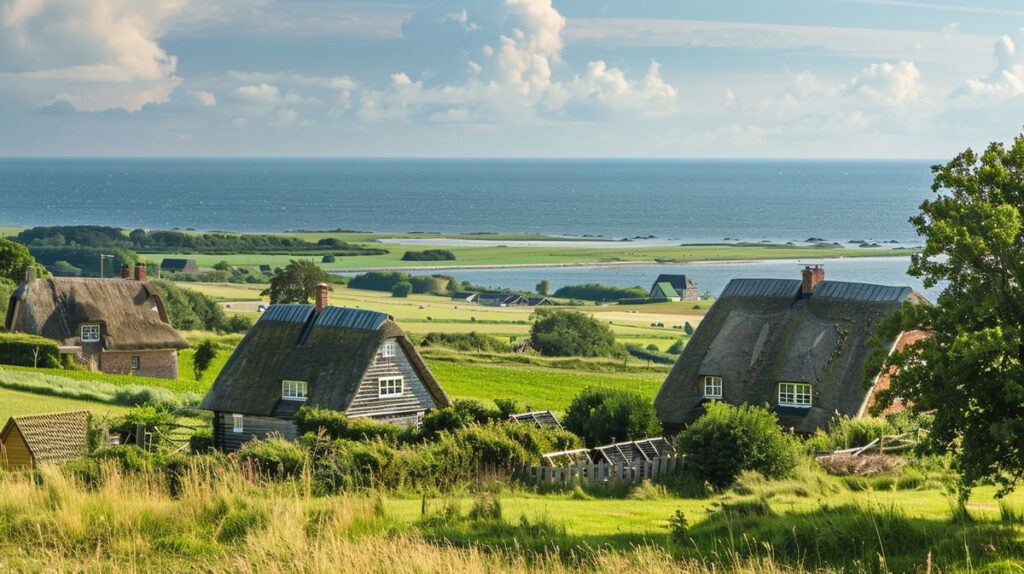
[232,414,244,433]
[81,324,101,343]
[281,380,308,401]
[778,382,813,408]
[378,376,404,398]
[131,356,141,371]
[703,375,723,399]
[379,341,397,363]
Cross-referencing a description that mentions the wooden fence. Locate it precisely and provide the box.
[517,454,681,486]
[825,431,919,457]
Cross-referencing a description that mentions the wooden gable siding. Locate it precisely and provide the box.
[345,337,435,421]
[1,425,35,469]
[215,412,298,453]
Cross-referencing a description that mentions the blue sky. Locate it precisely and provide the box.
[1,0,1023,157]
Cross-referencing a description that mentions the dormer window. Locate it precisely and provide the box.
[703,375,723,399]
[282,380,308,401]
[778,382,813,408]
[81,324,101,343]
[379,341,397,364]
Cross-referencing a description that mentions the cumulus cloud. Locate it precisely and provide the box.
[188,89,217,106]
[954,30,1024,98]
[569,60,677,115]
[845,61,921,106]
[0,0,187,111]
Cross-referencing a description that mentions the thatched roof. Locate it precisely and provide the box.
[1,410,89,465]
[655,279,928,434]
[6,278,188,351]
[201,304,450,416]
[160,258,199,273]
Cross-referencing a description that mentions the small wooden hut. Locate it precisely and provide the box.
[1,411,90,470]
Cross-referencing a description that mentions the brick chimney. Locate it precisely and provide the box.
[134,263,147,282]
[120,264,131,279]
[23,266,36,284]
[801,264,825,295]
[315,282,330,312]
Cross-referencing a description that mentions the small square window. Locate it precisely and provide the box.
[81,324,101,343]
[778,383,813,408]
[232,414,244,433]
[703,375,723,398]
[378,376,404,398]
[131,356,140,371]
[379,341,397,363]
[282,380,308,401]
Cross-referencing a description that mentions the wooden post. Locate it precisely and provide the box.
[135,424,145,447]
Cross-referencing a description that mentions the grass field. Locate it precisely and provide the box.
[0,387,131,422]
[146,242,912,272]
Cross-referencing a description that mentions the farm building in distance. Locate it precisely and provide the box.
[655,265,929,434]
[477,294,528,307]
[450,292,478,303]
[202,284,451,452]
[160,258,200,274]
[5,265,188,379]
[649,274,699,301]
[0,411,89,470]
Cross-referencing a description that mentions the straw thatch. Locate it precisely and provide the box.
[5,278,188,351]
[201,304,450,416]
[1,410,89,467]
[655,279,928,434]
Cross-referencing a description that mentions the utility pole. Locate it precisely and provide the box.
[99,254,114,278]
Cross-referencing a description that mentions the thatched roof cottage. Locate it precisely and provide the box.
[655,266,928,434]
[5,265,188,379]
[202,284,450,452]
[1,410,89,470]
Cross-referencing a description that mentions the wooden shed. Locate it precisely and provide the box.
[0,410,90,470]
[160,258,200,274]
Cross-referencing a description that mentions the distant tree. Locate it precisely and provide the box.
[321,254,336,263]
[51,260,82,277]
[529,308,618,357]
[873,134,1024,498]
[563,387,660,447]
[536,280,549,296]
[0,278,16,324]
[261,260,330,304]
[667,339,685,354]
[683,322,694,336]
[212,260,233,271]
[391,281,413,298]
[193,340,217,381]
[0,239,45,283]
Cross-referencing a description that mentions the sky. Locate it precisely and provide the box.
[1,0,1024,158]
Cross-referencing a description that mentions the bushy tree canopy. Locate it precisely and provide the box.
[261,260,330,304]
[563,387,660,447]
[0,239,44,283]
[529,308,618,357]
[877,134,1024,496]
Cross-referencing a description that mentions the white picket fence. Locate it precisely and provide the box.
[517,453,681,486]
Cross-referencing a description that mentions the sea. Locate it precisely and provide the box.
[0,158,942,298]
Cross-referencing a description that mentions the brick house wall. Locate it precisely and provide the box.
[100,350,180,380]
[862,329,930,416]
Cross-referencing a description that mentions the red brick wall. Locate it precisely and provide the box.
[100,350,179,380]
[863,329,929,416]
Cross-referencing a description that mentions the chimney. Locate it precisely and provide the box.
[134,263,147,282]
[801,264,825,295]
[315,282,330,312]
[23,267,36,284]
[120,264,131,279]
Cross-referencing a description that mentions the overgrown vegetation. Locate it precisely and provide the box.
[529,308,619,358]
[562,387,660,447]
[552,283,648,302]
[401,249,456,261]
[420,332,512,353]
[0,332,62,368]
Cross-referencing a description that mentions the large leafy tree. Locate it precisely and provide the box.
[879,135,1024,497]
[529,308,618,357]
[0,239,45,283]
[261,259,330,304]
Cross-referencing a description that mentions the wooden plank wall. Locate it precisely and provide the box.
[346,337,435,420]
[1,426,35,469]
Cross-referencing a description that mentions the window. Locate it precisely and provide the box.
[703,375,723,398]
[131,356,140,371]
[282,380,308,401]
[81,324,101,343]
[378,376,404,398]
[232,414,244,433]
[778,383,813,408]
[379,341,397,364]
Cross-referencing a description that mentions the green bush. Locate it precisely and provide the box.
[294,406,405,443]
[624,344,676,365]
[391,281,413,298]
[676,402,803,488]
[321,254,336,263]
[419,407,472,440]
[805,415,897,453]
[236,437,308,477]
[420,332,511,352]
[0,332,61,368]
[401,249,456,261]
[152,279,228,331]
[562,387,660,447]
[551,283,647,302]
[529,309,618,357]
[189,427,214,453]
[667,339,685,354]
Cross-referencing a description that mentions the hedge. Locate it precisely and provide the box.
[401,249,456,261]
[0,332,61,368]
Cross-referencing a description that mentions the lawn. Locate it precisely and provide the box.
[0,387,131,422]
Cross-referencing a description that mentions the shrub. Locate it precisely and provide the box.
[401,249,456,261]
[192,340,217,380]
[624,344,676,365]
[237,436,308,477]
[667,339,685,354]
[108,406,177,447]
[391,281,413,298]
[805,415,897,453]
[152,279,228,331]
[224,314,255,333]
[348,271,410,292]
[453,399,503,424]
[420,332,511,352]
[529,309,618,357]
[562,387,660,447]
[676,402,803,488]
[419,407,472,440]
[189,427,214,453]
[294,406,404,443]
[0,332,61,368]
[321,254,336,263]
[551,283,647,302]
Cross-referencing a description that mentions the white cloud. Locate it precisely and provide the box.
[188,89,216,106]
[234,83,317,106]
[954,31,1024,99]
[0,0,188,111]
[846,61,921,106]
[569,60,677,115]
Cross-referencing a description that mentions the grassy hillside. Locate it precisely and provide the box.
[0,387,132,421]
